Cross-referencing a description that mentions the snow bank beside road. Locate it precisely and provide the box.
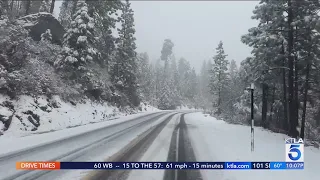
[185,112,320,180]
[0,94,159,137]
[0,111,163,156]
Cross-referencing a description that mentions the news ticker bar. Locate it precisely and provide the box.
[16,162,304,170]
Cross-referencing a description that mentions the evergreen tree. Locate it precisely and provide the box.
[209,41,229,115]
[110,0,139,107]
[0,0,8,18]
[153,59,163,106]
[158,39,175,109]
[198,60,212,111]
[39,0,50,12]
[186,68,198,106]
[178,58,192,103]
[168,54,181,107]
[137,52,152,101]
[55,0,98,88]
[59,0,77,28]
[86,0,122,67]
[240,0,320,140]
[229,60,237,80]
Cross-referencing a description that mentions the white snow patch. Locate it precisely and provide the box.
[140,103,160,112]
[304,16,311,22]
[0,94,122,138]
[65,56,78,63]
[77,36,87,44]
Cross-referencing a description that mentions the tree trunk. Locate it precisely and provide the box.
[269,84,276,124]
[10,0,14,11]
[261,83,269,128]
[287,0,299,138]
[217,87,221,115]
[281,42,289,132]
[25,0,31,15]
[294,54,300,135]
[294,25,300,136]
[50,0,55,13]
[301,56,310,140]
[1,0,8,15]
[301,26,312,140]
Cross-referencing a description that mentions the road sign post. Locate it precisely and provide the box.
[246,83,255,152]
[250,83,254,152]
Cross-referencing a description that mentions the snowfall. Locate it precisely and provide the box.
[0,94,319,180]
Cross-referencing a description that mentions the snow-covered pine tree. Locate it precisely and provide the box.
[59,0,77,28]
[153,59,163,106]
[199,60,208,109]
[170,55,179,87]
[157,39,175,109]
[86,0,121,67]
[177,57,191,103]
[158,81,175,110]
[137,52,152,101]
[110,0,140,107]
[39,0,50,12]
[290,0,320,139]
[55,0,98,86]
[0,0,8,18]
[169,55,181,107]
[241,0,288,129]
[199,60,213,110]
[209,41,229,115]
[229,60,237,81]
[186,68,198,107]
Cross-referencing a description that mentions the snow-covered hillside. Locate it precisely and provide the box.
[0,95,159,137]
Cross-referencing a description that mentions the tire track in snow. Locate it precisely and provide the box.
[164,113,202,180]
[87,113,178,180]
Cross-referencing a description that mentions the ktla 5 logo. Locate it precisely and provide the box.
[285,138,304,162]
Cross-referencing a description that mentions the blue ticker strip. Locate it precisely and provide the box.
[56,162,304,170]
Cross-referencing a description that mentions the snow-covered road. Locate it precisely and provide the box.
[1,112,318,180]
[0,111,174,180]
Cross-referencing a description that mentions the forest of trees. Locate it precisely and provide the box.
[194,0,320,143]
[237,0,320,142]
[0,0,319,142]
[0,0,202,111]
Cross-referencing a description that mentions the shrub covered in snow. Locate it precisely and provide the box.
[41,29,52,42]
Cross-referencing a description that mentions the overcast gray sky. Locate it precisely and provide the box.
[131,1,259,71]
[54,1,259,71]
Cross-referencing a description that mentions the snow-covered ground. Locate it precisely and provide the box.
[185,112,320,180]
[0,94,159,138]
